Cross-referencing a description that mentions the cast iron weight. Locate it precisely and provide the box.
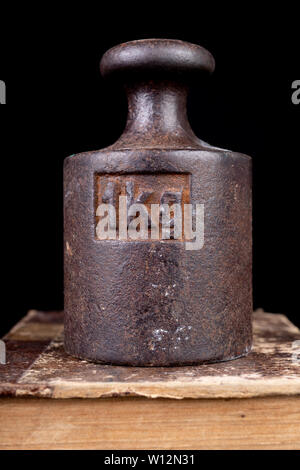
[64,39,252,366]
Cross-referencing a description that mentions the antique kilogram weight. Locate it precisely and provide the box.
[64,39,252,366]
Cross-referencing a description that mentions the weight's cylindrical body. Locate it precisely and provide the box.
[64,40,252,366]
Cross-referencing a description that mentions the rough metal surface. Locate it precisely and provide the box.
[64,39,252,365]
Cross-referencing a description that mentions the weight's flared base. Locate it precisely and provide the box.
[64,339,252,367]
[63,352,252,367]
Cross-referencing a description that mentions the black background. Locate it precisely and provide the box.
[0,8,299,337]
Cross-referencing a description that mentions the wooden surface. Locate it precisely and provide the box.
[0,309,300,399]
[0,396,300,450]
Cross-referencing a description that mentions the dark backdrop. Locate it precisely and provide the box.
[0,10,299,336]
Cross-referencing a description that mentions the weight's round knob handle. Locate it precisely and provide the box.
[99,39,215,149]
[100,39,215,81]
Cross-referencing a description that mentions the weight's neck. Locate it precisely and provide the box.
[113,81,203,149]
